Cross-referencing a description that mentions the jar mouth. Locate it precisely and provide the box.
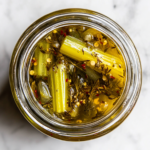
[22,21,128,128]
[9,8,142,141]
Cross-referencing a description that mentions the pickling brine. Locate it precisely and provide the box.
[29,25,126,124]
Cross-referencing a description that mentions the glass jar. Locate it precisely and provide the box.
[9,8,142,141]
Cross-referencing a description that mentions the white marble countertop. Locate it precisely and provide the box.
[0,0,149,149]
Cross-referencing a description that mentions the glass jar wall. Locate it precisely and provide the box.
[9,9,142,141]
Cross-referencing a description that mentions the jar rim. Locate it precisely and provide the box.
[9,8,142,141]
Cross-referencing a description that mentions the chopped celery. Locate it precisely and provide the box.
[49,60,71,113]
[60,36,124,79]
[34,47,53,77]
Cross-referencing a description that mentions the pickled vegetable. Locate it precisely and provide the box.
[60,36,124,79]
[49,58,71,113]
[34,46,53,77]
[29,25,126,124]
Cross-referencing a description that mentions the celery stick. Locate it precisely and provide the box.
[60,36,95,61]
[49,60,71,113]
[34,48,53,77]
[60,36,124,79]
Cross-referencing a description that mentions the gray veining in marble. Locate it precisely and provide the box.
[0,0,149,149]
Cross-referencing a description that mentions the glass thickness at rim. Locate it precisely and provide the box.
[9,8,142,141]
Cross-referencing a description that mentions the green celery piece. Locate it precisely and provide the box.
[49,60,71,113]
[60,36,125,79]
[34,47,53,77]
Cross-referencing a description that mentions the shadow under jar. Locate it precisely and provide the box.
[9,9,142,141]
